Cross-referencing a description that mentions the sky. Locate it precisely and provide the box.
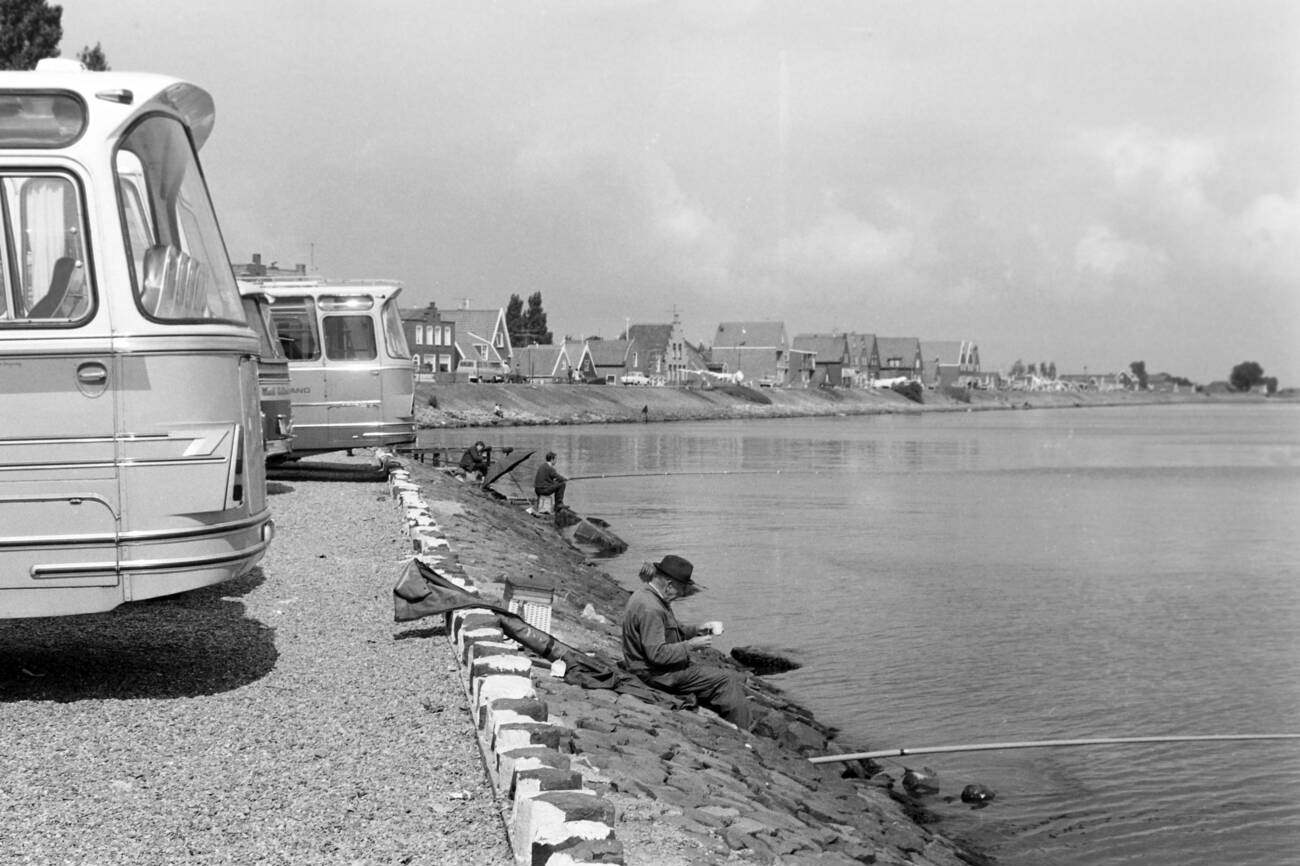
[59,0,1300,384]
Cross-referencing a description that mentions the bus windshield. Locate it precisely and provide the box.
[269,296,320,360]
[116,116,242,323]
[382,297,411,359]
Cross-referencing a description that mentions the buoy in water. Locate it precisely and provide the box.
[960,783,996,807]
[901,767,939,795]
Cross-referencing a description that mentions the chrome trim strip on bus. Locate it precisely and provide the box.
[290,401,382,409]
[0,433,170,446]
[31,536,272,579]
[0,456,227,472]
[0,510,270,549]
[285,421,411,432]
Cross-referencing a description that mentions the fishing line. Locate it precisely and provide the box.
[809,733,1300,764]
[567,469,802,481]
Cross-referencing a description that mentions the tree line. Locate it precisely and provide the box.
[1,0,109,70]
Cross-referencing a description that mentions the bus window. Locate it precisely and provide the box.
[116,116,242,323]
[116,162,154,293]
[381,297,411,359]
[269,296,320,360]
[323,315,377,361]
[0,173,91,323]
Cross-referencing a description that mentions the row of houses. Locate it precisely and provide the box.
[400,300,991,390]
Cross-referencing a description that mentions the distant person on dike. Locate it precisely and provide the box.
[621,555,754,731]
[459,440,490,479]
[533,451,567,508]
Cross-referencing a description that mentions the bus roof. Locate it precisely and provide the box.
[0,60,216,149]
[239,277,406,301]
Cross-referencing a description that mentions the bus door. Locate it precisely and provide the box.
[268,294,326,452]
[0,170,121,597]
[319,295,381,446]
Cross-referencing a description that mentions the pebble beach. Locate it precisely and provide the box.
[0,455,511,866]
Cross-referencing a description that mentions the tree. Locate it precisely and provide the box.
[0,0,62,70]
[76,41,108,70]
[504,293,525,346]
[1129,360,1148,390]
[521,291,552,346]
[1046,361,1057,379]
[1009,359,1025,378]
[1229,361,1265,392]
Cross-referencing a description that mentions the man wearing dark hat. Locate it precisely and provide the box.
[621,554,754,731]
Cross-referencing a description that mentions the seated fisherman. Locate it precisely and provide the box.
[533,451,568,508]
[620,554,754,731]
[459,441,490,478]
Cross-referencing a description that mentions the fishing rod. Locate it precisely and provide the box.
[567,469,793,481]
[809,733,1300,764]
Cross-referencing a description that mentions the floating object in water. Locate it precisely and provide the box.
[567,515,629,554]
[961,783,996,806]
[730,645,803,675]
[901,766,939,795]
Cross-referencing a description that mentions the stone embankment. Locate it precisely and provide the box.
[386,450,990,866]
[416,381,1216,429]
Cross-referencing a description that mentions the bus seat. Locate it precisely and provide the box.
[140,245,173,315]
[28,257,75,318]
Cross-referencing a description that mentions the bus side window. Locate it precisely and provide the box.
[1,175,91,323]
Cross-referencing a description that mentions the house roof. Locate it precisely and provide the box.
[713,321,786,348]
[586,338,632,367]
[875,337,921,361]
[442,308,508,361]
[442,308,501,341]
[921,341,965,365]
[513,343,569,377]
[563,340,592,365]
[792,333,849,363]
[920,338,977,364]
[627,323,673,354]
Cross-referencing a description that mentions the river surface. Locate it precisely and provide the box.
[425,403,1300,865]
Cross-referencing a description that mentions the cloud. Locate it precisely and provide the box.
[513,134,735,290]
[1235,188,1300,282]
[1073,224,1169,289]
[776,206,912,278]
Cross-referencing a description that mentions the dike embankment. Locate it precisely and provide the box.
[415,381,1219,429]
[388,451,990,866]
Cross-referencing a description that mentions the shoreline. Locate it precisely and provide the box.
[394,452,992,865]
[415,381,1282,429]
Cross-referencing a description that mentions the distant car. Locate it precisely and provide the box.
[620,372,651,386]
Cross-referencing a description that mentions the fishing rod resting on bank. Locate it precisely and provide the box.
[567,469,798,482]
[809,733,1300,765]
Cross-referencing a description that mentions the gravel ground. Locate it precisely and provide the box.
[0,454,512,866]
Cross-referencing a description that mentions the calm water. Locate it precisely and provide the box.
[426,403,1300,865]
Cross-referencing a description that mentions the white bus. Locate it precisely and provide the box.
[247,278,417,457]
[0,62,272,618]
